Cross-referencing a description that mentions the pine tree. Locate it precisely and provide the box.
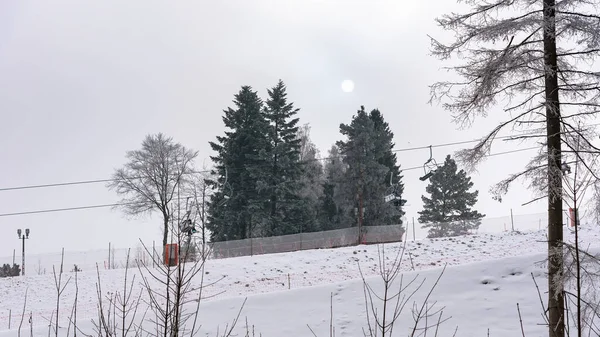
[418,155,484,238]
[337,106,404,229]
[262,80,303,236]
[207,86,270,241]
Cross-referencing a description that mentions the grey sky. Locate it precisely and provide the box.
[0,0,545,255]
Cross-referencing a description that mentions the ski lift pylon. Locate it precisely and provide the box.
[419,145,438,181]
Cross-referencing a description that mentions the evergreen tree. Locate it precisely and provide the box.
[369,109,407,224]
[262,80,303,236]
[337,106,404,229]
[319,145,342,230]
[418,155,484,238]
[207,86,270,241]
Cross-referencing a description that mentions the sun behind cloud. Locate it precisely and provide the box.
[341,79,354,93]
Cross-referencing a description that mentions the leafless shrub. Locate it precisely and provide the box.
[559,241,600,337]
[18,288,27,337]
[530,243,600,337]
[51,249,71,337]
[134,244,150,268]
[66,267,78,337]
[36,259,46,276]
[92,249,145,337]
[135,215,244,337]
[109,246,118,270]
[359,243,454,337]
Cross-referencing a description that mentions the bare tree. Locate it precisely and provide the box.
[190,164,216,260]
[296,123,324,233]
[107,133,198,256]
[428,1,600,336]
[558,128,600,337]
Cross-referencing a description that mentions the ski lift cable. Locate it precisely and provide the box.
[0,146,540,218]
[0,123,577,193]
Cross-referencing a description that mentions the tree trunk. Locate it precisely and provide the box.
[271,121,279,237]
[543,0,565,336]
[163,215,169,259]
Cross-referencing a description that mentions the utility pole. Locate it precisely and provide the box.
[16,228,30,276]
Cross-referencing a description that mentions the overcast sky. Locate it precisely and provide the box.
[0,0,548,256]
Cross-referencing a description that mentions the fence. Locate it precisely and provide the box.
[209,225,405,259]
[0,212,550,274]
[0,244,160,276]
[209,212,550,259]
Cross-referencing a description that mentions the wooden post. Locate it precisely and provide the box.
[358,193,364,245]
[412,217,416,242]
[108,242,111,270]
[510,209,515,231]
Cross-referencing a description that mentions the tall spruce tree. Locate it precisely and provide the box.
[369,109,407,224]
[337,106,404,229]
[207,86,270,241]
[418,155,484,238]
[262,80,303,236]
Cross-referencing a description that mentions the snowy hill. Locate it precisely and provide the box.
[1,226,599,336]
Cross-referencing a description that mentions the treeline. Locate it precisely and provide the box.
[109,81,485,245]
[205,80,407,242]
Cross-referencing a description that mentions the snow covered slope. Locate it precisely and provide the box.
[1,226,599,336]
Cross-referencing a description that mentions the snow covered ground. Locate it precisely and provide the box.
[1,225,599,336]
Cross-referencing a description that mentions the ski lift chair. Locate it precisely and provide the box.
[561,162,571,176]
[419,145,438,181]
[217,167,233,206]
[384,171,402,203]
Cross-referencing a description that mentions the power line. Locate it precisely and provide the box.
[0,128,552,193]
[0,146,539,218]
[0,203,122,217]
[3,119,599,194]
[0,178,114,192]
[401,146,539,172]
